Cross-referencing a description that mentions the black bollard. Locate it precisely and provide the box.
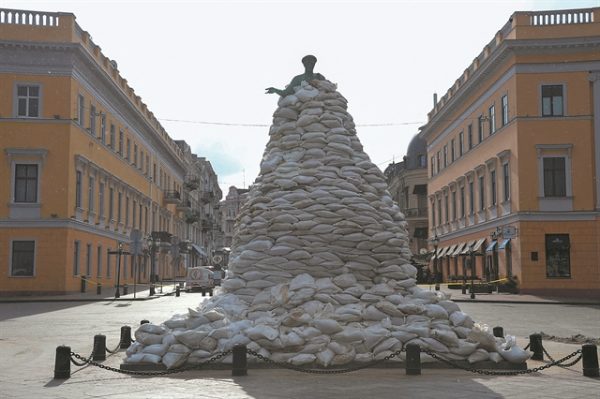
[93,334,107,361]
[175,285,180,297]
[120,326,132,349]
[493,326,504,338]
[529,333,544,361]
[141,319,150,325]
[582,344,599,377]
[405,343,421,375]
[123,284,128,296]
[54,345,71,379]
[149,284,155,296]
[96,282,102,295]
[232,345,247,376]
[80,276,86,293]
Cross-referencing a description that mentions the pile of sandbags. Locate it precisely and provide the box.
[124,79,530,369]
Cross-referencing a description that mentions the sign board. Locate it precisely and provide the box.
[502,226,518,239]
[130,229,143,255]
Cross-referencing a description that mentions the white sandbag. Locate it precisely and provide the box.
[245,325,279,341]
[288,353,316,366]
[497,336,531,363]
[316,348,335,366]
[138,323,167,335]
[467,323,497,352]
[141,343,169,356]
[281,331,305,347]
[125,341,143,356]
[134,331,165,346]
[425,304,449,319]
[333,273,357,288]
[125,353,162,364]
[449,340,479,356]
[331,348,356,365]
[333,327,364,343]
[289,273,316,290]
[431,329,459,347]
[313,319,343,334]
[162,352,188,369]
[282,309,312,327]
[222,278,246,290]
[489,351,503,363]
[468,348,490,363]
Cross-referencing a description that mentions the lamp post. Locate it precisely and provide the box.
[469,246,476,299]
[430,234,440,291]
[146,234,161,296]
[107,242,129,299]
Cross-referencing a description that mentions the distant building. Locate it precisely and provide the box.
[384,134,429,260]
[420,7,600,297]
[0,9,222,294]
[221,186,249,248]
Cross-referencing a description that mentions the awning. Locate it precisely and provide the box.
[446,244,457,257]
[461,240,476,254]
[452,242,466,256]
[498,238,511,250]
[472,238,487,253]
[191,244,207,257]
[438,247,449,257]
[485,241,497,252]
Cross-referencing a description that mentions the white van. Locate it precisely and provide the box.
[185,267,214,296]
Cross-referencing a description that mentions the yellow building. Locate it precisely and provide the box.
[0,9,221,295]
[420,7,600,297]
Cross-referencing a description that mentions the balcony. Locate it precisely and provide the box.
[184,175,200,191]
[184,210,201,224]
[176,198,192,212]
[201,219,213,230]
[163,190,181,205]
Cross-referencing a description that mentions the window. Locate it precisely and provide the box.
[90,105,96,135]
[140,150,144,171]
[110,124,116,149]
[431,156,435,177]
[99,182,105,220]
[436,152,441,173]
[153,163,157,182]
[501,95,508,126]
[479,176,485,211]
[451,190,456,221]
[139,203,143,229]
[88,176,95,213]
[107,248,112,277]
[86,243,92,276]
[76,171,82,208]
[458,132,464,157]
[444,193,449,223]
[443,145,448,167]
[134,144,138,166]
[437,198,442,225]
[460,186,465,217]
[542,85,563,117]
[418,154,426,168]
[11,241,35,276]
[146,155,150,175]
[431,201,436,227]
[118,130,124,155]
[132,200,137,228]
[73,240,81,275]
[490,170,497,206]
[125,196,130,227]
[543,157,566,197]
[109,187,114,220]
[14,164,38,203]
[503,163,510,202]
[126,138,131,161]
[16,85,40,117]
[545,234,570,277]
[488,104,496,135]
[100,114,106,144]
[78,95,85,126]
[97,246,103,278]
[469,181,474,215]
[467,124,473,150]
[117,192,122,223]
[477,115,484,143]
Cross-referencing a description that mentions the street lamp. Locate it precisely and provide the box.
[107,242,129,299]
[469,246,476,300]
[146,234,161,296]
[430,234,440,291]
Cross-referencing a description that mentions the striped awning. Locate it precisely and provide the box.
[452,242,466,256]
[472,238,487,253]
[461,240,476,254]
[498,238,511,250]
[446,244,457,256]
[438,246,449,257]
[485,241,497,252]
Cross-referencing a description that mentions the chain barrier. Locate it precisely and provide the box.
[541,343,584,369]
[246,348,406,374]
[106,341,122,355]
[69,349,233,376]
[421,348,583,376]
[70,350,95,367]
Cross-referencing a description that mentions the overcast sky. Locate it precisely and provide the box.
[4,0,599,193]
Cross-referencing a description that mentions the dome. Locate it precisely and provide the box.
[405,134,427,170]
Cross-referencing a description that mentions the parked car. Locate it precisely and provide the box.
[185,266,214,296]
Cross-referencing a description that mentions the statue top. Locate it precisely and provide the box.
[265,55,326,97]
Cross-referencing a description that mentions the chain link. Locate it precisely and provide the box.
[70,349,233,376]
[421,348,582,376]
[70,350,95,367]
[245,348,406,374]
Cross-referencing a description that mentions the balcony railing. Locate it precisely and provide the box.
[0,9,63,26]
[163,190,181,204]
[402,207,428,218]
[530,9,594,26]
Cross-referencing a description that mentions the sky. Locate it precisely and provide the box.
[3,0,599,193]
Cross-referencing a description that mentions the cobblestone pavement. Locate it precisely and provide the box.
[1,289,598,398]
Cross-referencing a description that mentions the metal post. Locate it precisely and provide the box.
[120,326,132,349]
[493,326,504,338]
[176,285,180,297]
[434,243,440,291]
[54,345,71,379]
[232,345,247,376]
[405,343,421,375]
[141,319,150,325]
[470,251,476,299]
[93,334,106,361]
[80,276,86,293]
[582,344,599,377]
[529,333,543,361]
[133,254,137,299]
[115,244,122,299]
[96,282,102,295]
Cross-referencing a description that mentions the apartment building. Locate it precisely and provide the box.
[384,134,429,259]
[420,7,600,297]
[221,186,249,249]
[0,9,222,294]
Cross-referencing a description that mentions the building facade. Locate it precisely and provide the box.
[420,7,600,297]
[384,134,429,259]
[0,9,222,294]
[221,186,249,249]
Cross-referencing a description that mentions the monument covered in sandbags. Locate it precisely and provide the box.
[124,56,530,369]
